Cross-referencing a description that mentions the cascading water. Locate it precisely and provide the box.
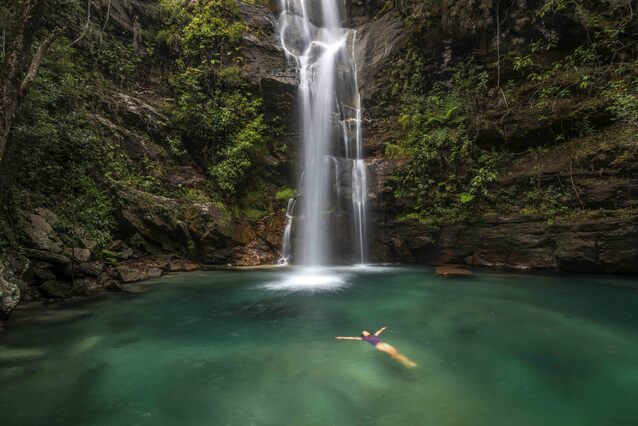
[277,0,368,266]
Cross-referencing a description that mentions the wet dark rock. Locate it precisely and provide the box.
[24,249,72,266]
[381,213,638,275]
[104,279,125,292]
[73,278,101,294]
[40,280,75,299]
[354,10,405,102]
[72,261,106,278]
[30,262,57,282]
[118,188,259,264]
[237,1,297,122]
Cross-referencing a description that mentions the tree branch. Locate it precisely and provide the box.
[19,26,63,100]
[103,0,112,32]
[0,0,48,165]
[69,0,92,47]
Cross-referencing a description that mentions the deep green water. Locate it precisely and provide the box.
[1,266,637,426]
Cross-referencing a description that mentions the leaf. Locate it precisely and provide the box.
[459,193,475,204]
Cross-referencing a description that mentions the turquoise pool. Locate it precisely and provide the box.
[1,266,637,425]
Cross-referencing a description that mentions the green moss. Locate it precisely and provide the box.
[275,187,296,201]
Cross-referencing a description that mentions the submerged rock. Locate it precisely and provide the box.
[436,265,473,278]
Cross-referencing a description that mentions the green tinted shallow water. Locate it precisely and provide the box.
[1,266,638,426]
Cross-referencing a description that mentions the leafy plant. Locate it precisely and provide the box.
[387,58,503,224]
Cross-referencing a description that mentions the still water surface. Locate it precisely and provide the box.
[1,266,637,425]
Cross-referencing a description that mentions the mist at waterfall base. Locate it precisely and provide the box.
[2,268,638,425]
[277,0,368,268]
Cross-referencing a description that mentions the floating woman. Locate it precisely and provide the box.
[336,327,417,368]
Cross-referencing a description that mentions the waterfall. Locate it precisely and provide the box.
[277,0,368,266]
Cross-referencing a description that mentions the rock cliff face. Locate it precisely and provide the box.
[352,3,638,274]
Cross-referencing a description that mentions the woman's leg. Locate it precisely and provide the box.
[376,343,417,368]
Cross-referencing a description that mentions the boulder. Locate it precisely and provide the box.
[147,267,163,279]
[73,278,100,294]
[0,277,20,320]
[169,259,201,272]
[82,239,98,251]
[74,261,106,278]
[64,247,91,262]
[116,264,148,283]
[107,240,128,252]
[40,280,75,298]
[21,210,64,253]
[0,260,21,320]
[111,92,168,137]
[96,270,125,292]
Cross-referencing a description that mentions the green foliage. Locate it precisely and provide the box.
[539,0,571,17]
[94,38,142,85]
[208,116,266,196]
[388,58,504,223]
[519,186,570,221]
[603,79,638,126]
[160,0,268,200]
[98,249,121,265]
[176,186,213,203]
[275,187,296,201]
[8,40,117,244]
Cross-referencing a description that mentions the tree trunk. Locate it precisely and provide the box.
[0,0,48,165]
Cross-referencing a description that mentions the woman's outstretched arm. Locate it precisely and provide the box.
[335,336,362,340]
[374,327,387,336]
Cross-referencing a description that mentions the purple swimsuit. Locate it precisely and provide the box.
[363,334,381,346]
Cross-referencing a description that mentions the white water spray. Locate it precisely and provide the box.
[277,0,368,266]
